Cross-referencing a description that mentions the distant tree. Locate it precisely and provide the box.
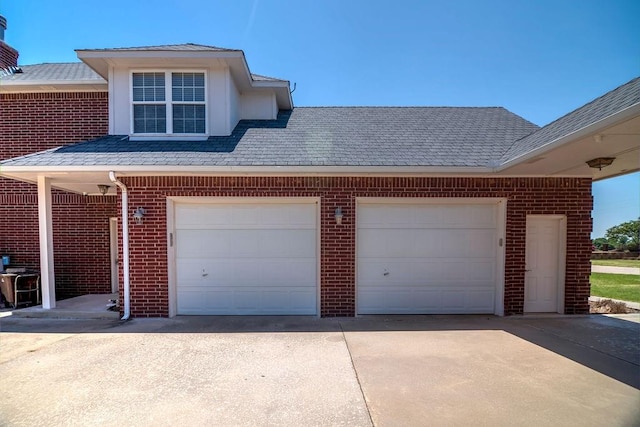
[604,218,639,251]
[593,237,611,251]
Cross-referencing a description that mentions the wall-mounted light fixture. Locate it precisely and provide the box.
[335,207,343,225]
[133,207,146,224]
[97,184,110,196]
[586,157,615,171]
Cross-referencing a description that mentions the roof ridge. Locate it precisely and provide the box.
[21,62,87,66]
[75,43,240,52]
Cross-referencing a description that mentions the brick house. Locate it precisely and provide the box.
[1,19,638,318]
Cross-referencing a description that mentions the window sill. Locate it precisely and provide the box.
[129,134,209,141]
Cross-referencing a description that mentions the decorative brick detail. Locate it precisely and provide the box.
[0,91,115,298]
[119,176,592,318]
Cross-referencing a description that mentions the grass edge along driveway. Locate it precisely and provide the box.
[591,259,640,268]
[590,272,640,303]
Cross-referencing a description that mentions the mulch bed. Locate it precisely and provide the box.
[589,299,639,314]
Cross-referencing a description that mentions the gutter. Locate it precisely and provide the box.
[109,171,130,321]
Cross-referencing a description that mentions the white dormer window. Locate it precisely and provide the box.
[132,71,206,135]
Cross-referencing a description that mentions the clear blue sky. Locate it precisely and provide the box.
[1,0,638,237]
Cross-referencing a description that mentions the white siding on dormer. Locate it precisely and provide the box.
[111,67,130,135]
[208,68,230,136]
[228,70,240,134]
[240,93,277,120]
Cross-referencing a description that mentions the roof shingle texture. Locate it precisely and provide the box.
[1,107,539,168]
[76,43,238,52]
[501,77,640,163]
[0,61,282,84]
[0,63,104,82]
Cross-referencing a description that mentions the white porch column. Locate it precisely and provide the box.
[37,175,56,309]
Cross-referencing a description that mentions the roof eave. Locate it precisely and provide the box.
[498,102,640,171]
[0,80,108,93]
[0,165,495,175]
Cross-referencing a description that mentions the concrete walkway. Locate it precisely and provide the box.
[592,265,640,275]
[2,293,119,319]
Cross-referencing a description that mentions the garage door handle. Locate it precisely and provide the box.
[525,269,532,272]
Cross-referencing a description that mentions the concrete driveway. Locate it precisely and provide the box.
[0,314,638,426]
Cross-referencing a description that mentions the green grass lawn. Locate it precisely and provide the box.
[591,259,640,268]
[590,273,640,303]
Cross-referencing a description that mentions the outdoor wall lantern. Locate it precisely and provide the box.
[335,207,343,225]
[586,157,615,171]
[97,184,110,195]
[133,207,146,224]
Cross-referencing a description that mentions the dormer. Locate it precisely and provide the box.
[76,44,293,139]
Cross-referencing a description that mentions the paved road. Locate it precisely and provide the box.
[592,265,640,275]
[1,314,638,426]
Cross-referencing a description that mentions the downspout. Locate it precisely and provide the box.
[109,171,130,320]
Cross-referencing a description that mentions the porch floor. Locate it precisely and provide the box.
[2,293,119,319]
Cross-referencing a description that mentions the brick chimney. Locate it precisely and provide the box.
[0,15,19,68]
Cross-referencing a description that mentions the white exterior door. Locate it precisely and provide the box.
[174,199,318,315]
[357,200,500,314]
[524,216,563,313]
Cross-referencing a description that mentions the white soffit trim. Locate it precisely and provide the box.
[499,102,640,171]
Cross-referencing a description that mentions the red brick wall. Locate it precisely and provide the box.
[0,92,108,158]
[120,176,592,317]
[0,91,116,298]
[0,40,18,68]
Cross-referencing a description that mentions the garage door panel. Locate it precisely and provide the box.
[359,257,495,284]
[176,204,316,228]
[358,287,494,314]
[359,204,497,229]
[177,259,315,287]
[175,201,317,315]
[465,261,496,283]
[177,229,316,259]
[465,229,497,257]
[258,230,316,257]
[360,229,441,258]
[177,287,316,315]
[358,202,498,314]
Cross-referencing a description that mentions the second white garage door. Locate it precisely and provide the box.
[357,200,500,314]
[174,199,318,315]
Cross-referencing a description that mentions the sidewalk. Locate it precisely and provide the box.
[592,265,640,275]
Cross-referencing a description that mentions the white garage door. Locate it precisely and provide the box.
[175,200,317,315]
[357,201,499,314]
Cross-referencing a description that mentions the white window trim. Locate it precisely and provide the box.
[130,69,208,137]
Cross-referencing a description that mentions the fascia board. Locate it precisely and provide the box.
[499,102,640,171]
[0,79,106,86]
[76,50,243,59]
[252,80,290,88]
[0,165,495,175]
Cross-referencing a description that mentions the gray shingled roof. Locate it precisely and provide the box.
[76,43,239,52]
[0,107,538,168]
[0,62,105,82]
[251,73,287,82]
[0,61,280,85]
[501,77,640,163]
